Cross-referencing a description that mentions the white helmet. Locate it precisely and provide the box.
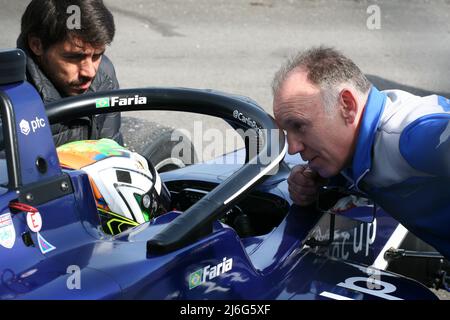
[57,139,171,235]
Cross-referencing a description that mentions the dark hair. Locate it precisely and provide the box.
[20,0,115,51]
[272,46,371,97]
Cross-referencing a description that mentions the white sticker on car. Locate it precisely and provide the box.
[27,211,42,233]
[337,276,402,300]
[37,232,56,254]
[0,213,16,249]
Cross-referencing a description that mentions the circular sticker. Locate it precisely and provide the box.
[26,211,42,233]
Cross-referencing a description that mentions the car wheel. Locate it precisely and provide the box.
[121,117,197,172]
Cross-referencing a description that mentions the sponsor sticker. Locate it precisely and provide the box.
[188,257,233,289]
[232,109,262,133]
[0,213,16,249]
[20,119,31,136]
[37,232,56,254]
[95,95,147,108]
[189,269,203,289]
[95,98,110,108]
[26,211,42,233]
[110,95,147,106]
[19,117,46,135]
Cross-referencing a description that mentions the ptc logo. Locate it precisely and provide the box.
[19,119,30,135]
[20,117,46,136]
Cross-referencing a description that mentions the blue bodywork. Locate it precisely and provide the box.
[0,79,438,300]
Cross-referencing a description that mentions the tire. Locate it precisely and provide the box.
[121,117,197,172]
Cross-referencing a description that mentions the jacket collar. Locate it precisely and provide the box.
[344,86,387,190]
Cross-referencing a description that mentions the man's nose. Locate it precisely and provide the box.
[79,59,96,79]
[287,133,305,155]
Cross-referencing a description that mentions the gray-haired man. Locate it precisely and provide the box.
[272,46,450,259]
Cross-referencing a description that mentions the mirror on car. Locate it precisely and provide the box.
[316,186,376,223]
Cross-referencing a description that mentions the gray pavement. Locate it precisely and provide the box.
[2,0,449,136]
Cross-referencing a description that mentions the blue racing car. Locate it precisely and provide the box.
[0,49,447,300]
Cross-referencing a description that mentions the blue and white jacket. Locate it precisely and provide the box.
[342,87,450,259]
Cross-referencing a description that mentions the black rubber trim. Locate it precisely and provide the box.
[0,91,21,189]
[18,173,73,206]
[0,49,26,85]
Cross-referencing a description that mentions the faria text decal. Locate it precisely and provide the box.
[189,257,233,289]
[95,95,147,108]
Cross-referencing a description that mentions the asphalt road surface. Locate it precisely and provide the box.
[2,0,449,154]
[0,0,449,299]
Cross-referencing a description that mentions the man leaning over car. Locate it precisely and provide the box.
[272,46,450,260]
[17,0,122,147]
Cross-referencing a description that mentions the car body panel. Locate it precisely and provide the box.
[0,75,439,300]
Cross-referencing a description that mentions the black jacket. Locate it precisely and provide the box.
[17,38,123,147]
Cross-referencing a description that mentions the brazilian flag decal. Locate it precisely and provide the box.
[189,269,203,289]
[96,98,110,108]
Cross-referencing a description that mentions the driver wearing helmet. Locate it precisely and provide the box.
[57,139,171,235]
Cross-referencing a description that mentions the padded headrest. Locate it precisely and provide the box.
[0,49,26,85]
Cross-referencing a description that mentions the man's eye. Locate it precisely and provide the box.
[65,55,83,61]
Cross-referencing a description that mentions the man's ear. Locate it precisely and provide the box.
[28,36,44,57]
[339,89,358,125]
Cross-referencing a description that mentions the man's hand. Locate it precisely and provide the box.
[287,164,328,206]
